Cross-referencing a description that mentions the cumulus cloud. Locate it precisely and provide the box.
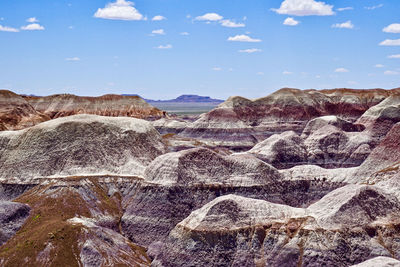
[365,4,383,10]
[375,64,384,68]
[388,54,400,59]
[156,44,172,49]
[152,15,166,21]
[220,19,245,28]
[283,71,293,75]
[27,17,39,23]
[379,39,400,46]
[272,0,334,16]
[239,48,262,53]
[0,25,19,32]
[337,7,353,11]
[335,67,349,73]
[94,0,144,21]
[383,23,400,33]
[195,13,223,21]
[65,57,80,61]
[21,23,45,31]
[283,17,299,26]
[151,29,165,35]
[228,34,261,42]
[384,70,399,75]
[331,20,354,29]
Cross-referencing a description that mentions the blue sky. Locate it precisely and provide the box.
[0,0,399,99]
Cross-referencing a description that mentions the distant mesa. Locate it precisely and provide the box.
[122,94,224,103]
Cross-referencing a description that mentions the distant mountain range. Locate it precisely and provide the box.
[122,94,224,103]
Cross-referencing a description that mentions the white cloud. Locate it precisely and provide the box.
[195,13,223,21]
[331,20,354,29]
[388,54,400,59]
[365,4,383,10]
[335,67,349,73]
[220,19,245,28]
[379,39,400,46]
[383,23,400,33]
[27,17,39,23]
[94,0,144,21]
[212,67,222,71]
[180,32,189,36]
[337,7,353,11]
[152,15,166,21]
[283,17,299,26]
[21,23,45,31]
[0,25,19,32]
[384,70,399,75]
[239,48,262,53]
[65,57,80,61]
[375,64,384,68]
[151,29,165,35]
[156,44,172,49]
[271,0,334,16]
[228,34,261,42]
[283,71,293,75]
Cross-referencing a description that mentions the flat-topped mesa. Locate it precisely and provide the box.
[0,114,165,180]
[152,185,400,267]
[0,90,49,130]
[180,88,399,148]
[144,147,282,186]
[24,93,166,120]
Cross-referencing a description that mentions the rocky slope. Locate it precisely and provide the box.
[1,87,400,266]
[153,185,400,266]
[25,94,165,120]
[0,90,49,130]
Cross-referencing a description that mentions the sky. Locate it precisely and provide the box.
[0,0,399,99]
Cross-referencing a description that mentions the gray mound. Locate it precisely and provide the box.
[0,114,165,180]
[144,147,282,186]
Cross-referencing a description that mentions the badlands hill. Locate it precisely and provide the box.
[1,87,400,266]
[0,90,49,130]
[179,87,400,148]
[0,90,165,131]
[24,93,165,120]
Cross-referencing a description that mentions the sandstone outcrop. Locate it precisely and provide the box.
[0,114,165,180]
